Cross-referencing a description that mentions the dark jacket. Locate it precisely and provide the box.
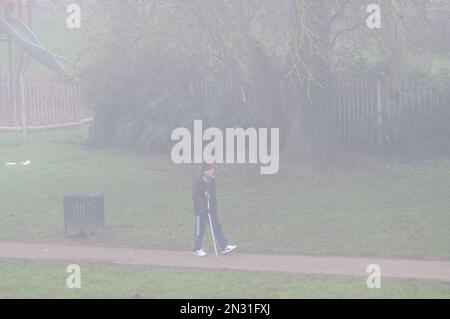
[192,173,217,215]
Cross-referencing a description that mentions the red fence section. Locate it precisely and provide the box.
[0,75,92,130]
[0,77,18,129]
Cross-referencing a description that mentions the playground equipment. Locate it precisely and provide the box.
[0,0,91,143]
[0,0,71,73]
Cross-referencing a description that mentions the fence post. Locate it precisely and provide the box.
[376,80,383,148]
[19,73,27,143]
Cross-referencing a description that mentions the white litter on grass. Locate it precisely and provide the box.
[5,161,31,167]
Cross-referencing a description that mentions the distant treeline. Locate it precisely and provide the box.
[80,0,450,162]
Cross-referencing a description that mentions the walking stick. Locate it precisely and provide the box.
[206,191,219,258]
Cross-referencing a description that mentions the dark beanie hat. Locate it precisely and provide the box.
[202,162,215,171]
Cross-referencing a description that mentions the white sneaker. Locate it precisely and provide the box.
[193,249,207,257]
[221,245,237,255]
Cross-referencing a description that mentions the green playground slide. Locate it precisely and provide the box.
[0,17,72,74]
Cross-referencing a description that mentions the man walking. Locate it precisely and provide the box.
[192,162,237,257]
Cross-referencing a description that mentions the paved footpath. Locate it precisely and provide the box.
[1,242,450,282]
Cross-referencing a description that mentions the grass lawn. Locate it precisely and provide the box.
[0,125,90,145]
[0,260,449,299]
[1,143,450,260]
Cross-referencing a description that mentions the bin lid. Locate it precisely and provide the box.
[64,193,104,199]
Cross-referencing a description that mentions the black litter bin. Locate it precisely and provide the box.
[63,194,105,237]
